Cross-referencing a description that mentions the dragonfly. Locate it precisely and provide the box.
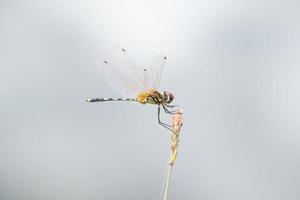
[86,48,179,131]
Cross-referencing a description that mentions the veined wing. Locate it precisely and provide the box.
[146,54,167,90]
[97,48,146,98]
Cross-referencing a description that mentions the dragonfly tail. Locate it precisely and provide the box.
[86,98,136,102]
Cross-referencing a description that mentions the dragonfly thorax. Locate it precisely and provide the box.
[136,89,172,105]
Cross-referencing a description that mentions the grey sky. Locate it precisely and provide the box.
[0,0,300,199]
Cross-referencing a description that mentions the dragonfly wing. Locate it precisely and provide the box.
[96,48,146,98]
[146,54,167,90]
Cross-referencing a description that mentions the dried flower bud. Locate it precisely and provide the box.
[168,110,183,166]
[172,109,183,135]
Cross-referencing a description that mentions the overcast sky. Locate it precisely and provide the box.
[0,0,300,199]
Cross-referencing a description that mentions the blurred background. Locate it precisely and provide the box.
[0,0,300,199]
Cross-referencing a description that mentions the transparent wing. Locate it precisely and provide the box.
[146,54,167,90]
[96,48,147,98]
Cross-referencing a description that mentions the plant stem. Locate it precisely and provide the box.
[163,110,183,200]
[164,165,173,200]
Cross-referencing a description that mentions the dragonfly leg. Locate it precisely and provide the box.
[162,104,179,114]
[165,104,180,108]
[158,106,173,131]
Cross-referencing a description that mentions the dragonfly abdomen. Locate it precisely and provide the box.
[86,98,136,102]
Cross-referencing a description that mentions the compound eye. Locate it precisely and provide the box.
[168,93,174,103]
[163,91,168,102]
[163,91,174,103]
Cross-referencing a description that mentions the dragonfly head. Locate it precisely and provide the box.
[163,91,174,104]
